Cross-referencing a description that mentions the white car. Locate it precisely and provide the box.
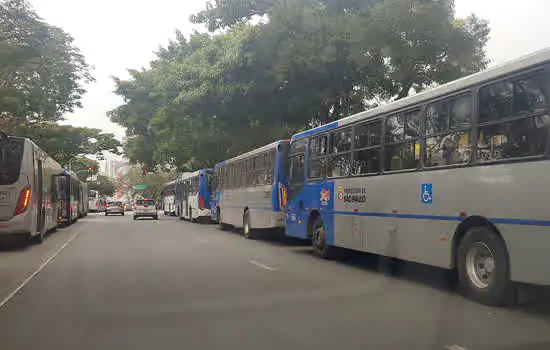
[133,199,158,220]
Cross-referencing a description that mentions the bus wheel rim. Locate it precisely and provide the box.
[465,242,495,289]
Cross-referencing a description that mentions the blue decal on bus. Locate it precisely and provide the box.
[421,184,432,204]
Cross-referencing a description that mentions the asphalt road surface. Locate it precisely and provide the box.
[1,213,550,350]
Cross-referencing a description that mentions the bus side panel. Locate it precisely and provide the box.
[285,180,335,244]
[220,188,244,226]
[244,184,275,229]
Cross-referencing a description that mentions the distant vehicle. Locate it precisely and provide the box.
[124,200,134,211]
[133,199,158,220]
[175,169,213,222]
[88,190,106,212]
[283,47,550,306]
[161,180,177,216]
[0,132,83,244]
[211,140,289,238]
[105,201,124,216]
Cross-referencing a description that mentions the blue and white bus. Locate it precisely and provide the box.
[212,140,289,239]
[283,48,550,306]
[175,169,213,222]
[161,180,177,216]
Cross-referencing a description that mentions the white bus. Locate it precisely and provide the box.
[161,180,176,216]
[88,189,105,212]
[175,170,213,222]
[0,133,63,243]
[284,48,550,306]
[213,140,289,238]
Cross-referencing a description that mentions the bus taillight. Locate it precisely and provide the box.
[199,196,205,209]
[14,186,31,216]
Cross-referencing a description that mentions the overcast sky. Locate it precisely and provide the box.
[29,0,550,142]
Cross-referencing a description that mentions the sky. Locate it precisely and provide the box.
[29,0,550,144]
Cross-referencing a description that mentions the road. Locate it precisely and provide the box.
[0,213,550,350]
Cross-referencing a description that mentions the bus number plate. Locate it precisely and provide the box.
[0,191,8,200]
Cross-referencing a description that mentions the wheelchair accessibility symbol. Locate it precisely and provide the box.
[421,184,433,204]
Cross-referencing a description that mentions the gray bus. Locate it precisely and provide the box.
[284,47,550,306]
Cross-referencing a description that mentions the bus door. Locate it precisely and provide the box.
[35,155,44,234]
[285,152,307,237]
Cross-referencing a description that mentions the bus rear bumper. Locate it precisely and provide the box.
[0,211,32,235]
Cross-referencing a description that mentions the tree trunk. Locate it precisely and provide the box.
[396,82,413,100]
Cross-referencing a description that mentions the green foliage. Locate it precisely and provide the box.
[0,0,93,124]
[111,0,490,170]
[88,175,116,197]
[119,166,177,201]
[10,122,121,167]
[69,157,99,180]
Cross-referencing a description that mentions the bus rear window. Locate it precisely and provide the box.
[0,138,24,185]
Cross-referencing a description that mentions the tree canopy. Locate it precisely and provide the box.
[110,0,490,170]
[88,175,116,197]
[0,0,120,166]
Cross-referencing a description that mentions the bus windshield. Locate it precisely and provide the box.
[0,137,24,185]
[88,190,97,198]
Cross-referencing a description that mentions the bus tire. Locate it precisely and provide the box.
[32,231,44,245]
[457,226,515,306]
[311,216,335,259]
[243,210,255,239]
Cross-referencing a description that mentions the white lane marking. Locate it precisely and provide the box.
[0,224,87,311]
[445,345,467,350]
[249,260,277,271]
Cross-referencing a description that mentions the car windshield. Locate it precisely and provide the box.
[108,202,121,206]
[136,200,155,206]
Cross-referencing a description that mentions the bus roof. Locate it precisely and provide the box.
[291,46,550,142]
[215,140,289,167]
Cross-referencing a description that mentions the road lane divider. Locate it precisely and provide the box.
[0,224,87,311]
[248,260,277,271]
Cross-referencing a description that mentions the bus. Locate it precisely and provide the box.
[212,140,289,238]
[282,47,550,306]
[161,180,177,216]
[88,189,106,212]
[0,132,64,243]
[55,170,81,226]
[78,181,88,218]
[175,169,213,222]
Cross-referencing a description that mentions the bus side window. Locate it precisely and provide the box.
[353,120,382,175]
[477,71,549,162]
[289,153,305,186]
[384,111,420,171]
[424,94,472,167]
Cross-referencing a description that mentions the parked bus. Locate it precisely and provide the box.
[282,48,550,306]
[161,180,177,216]
[0,132,64,243]
[78,181,88,218]
[175,169,213,222]
[212,140,289,238]
[88,189,106,212]
[55,170,81,226]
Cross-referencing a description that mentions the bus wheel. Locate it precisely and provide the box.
[243,210,255,239]
[457,226,515,306]
[32,231,44,245]
[311,216,334,259]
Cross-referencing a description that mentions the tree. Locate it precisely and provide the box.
[10,122,121,167]
[110,0,490,170]
[119,166,176,202]
[88,175,116,197]
[0,0,93,126]
[69,157,99,180]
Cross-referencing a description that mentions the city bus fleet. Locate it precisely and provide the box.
[0,133,89,244]
[166,47,550,306]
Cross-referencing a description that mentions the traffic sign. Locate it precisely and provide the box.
[135,185,147,190]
